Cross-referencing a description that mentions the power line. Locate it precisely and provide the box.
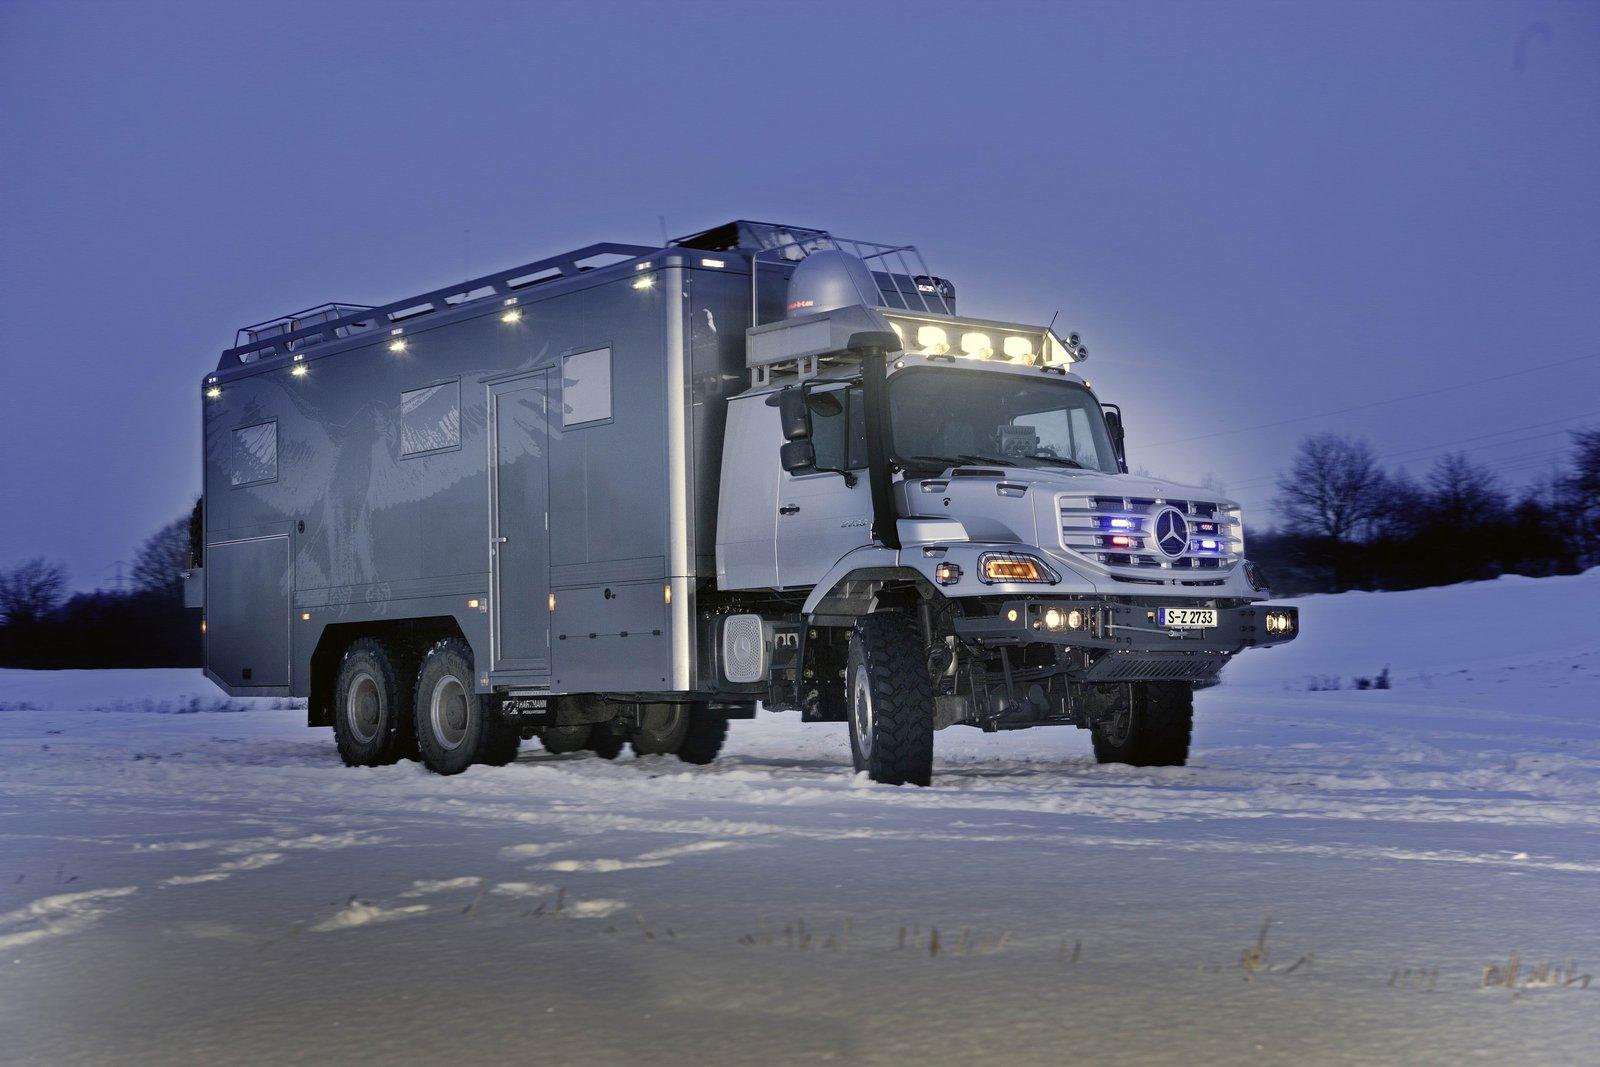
[1221,412,1600,493]
[1224,445,1574,505]
[1147,350,1600,448]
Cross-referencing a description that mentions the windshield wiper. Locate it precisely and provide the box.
[908,453,1015,470]
[1019,452,1086,470]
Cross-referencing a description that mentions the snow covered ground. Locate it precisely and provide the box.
[2,571,1597,1064]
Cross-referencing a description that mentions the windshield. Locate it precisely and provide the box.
[888,368,1120,474]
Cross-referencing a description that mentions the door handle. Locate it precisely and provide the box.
[492,536,508,543]
[779,505,801,516]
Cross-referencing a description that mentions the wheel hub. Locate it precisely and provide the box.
[346,672,381,744]
[851,667,874,760]
[430,676,470,751]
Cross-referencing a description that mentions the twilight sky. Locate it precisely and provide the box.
[2,0,1597,589]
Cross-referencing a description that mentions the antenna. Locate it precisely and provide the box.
[103,560,130,593]
[657,215,669,246]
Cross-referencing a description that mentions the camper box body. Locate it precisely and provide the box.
[199,247,752,711]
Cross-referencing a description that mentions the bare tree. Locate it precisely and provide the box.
[0,558,68,626]
[1275,433,1388,543]
[1424,452,1507,528]
[131,517,193,599]
[1559,427,1600,563]
[1372,469,1429,541]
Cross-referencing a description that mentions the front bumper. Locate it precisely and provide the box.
[952,599,1299,655]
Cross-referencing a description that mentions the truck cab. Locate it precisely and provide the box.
[708,236,1298,785]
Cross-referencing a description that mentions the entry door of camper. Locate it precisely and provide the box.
[489,371,552,673]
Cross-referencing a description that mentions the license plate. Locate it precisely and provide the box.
[1160,608,1217,629]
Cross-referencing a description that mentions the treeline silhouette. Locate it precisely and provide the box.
[0,512,200,669]
[1248,428,1598,595]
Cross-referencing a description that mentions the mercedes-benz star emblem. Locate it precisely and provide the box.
[1154,507,1189,559]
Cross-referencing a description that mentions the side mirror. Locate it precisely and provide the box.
[780,439,816,473]
[777,388,811,441]
[1103,405,1127,472]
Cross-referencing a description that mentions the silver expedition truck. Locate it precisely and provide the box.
[191,220,1297,785]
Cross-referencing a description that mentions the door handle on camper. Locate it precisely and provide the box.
[779,505,801,515]
[492,536,508,542]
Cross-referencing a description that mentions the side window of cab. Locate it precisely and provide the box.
[805,385,867,473]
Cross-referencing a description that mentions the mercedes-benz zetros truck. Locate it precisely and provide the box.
[190,220,1298,785]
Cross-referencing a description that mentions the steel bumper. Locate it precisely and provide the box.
[952,600,1299,654]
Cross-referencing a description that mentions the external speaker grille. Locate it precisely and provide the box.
[722,614,767,683]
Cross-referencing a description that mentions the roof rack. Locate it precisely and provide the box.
[221,241,655,370]
[749,235,954,327]
[236,303,375,350]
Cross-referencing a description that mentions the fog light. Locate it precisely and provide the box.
[1006,608,1019,622]
[1066,608,1084,630]
[1044,608,1064,630]
[934,562,963,586]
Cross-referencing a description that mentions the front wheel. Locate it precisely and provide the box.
[846,612,935,786]
[1091,682,1193,767]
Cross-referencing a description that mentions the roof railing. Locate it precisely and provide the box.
[221,241,655,369]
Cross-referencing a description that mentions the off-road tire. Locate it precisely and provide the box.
[586,728,625,760]
[847,612,935,786]
[630,703,689,756]
[1091,682,1193,767]
[414,638,518,775]
[479,714,522,766]
[539,724,591,754]
[332,638,413,767]
[676,704,728,766]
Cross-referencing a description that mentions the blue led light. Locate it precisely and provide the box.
[1102,517,1135,531]
[1198,539,1218,550]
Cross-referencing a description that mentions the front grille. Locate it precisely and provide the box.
[1059,494,1242,576]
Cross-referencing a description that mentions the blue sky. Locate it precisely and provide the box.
[2,0,1596,588]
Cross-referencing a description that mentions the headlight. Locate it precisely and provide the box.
[1265,610,1295,635]
[978,552,1060,585]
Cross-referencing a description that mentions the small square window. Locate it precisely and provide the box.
[399,380,461,456]
[231,421,278,487]
[562,347,612,427]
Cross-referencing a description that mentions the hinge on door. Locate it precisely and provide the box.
[544,512,549,530]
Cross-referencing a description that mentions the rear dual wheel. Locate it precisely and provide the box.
[332,638,415,767]
[538,722,625,759]
[415,638,520,775]
[629,703,729,764]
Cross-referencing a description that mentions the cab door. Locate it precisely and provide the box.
[776,383,874,588]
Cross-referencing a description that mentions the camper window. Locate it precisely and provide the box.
[399,380,461,457]
[231,421,278,487]
[562,347,612,427]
